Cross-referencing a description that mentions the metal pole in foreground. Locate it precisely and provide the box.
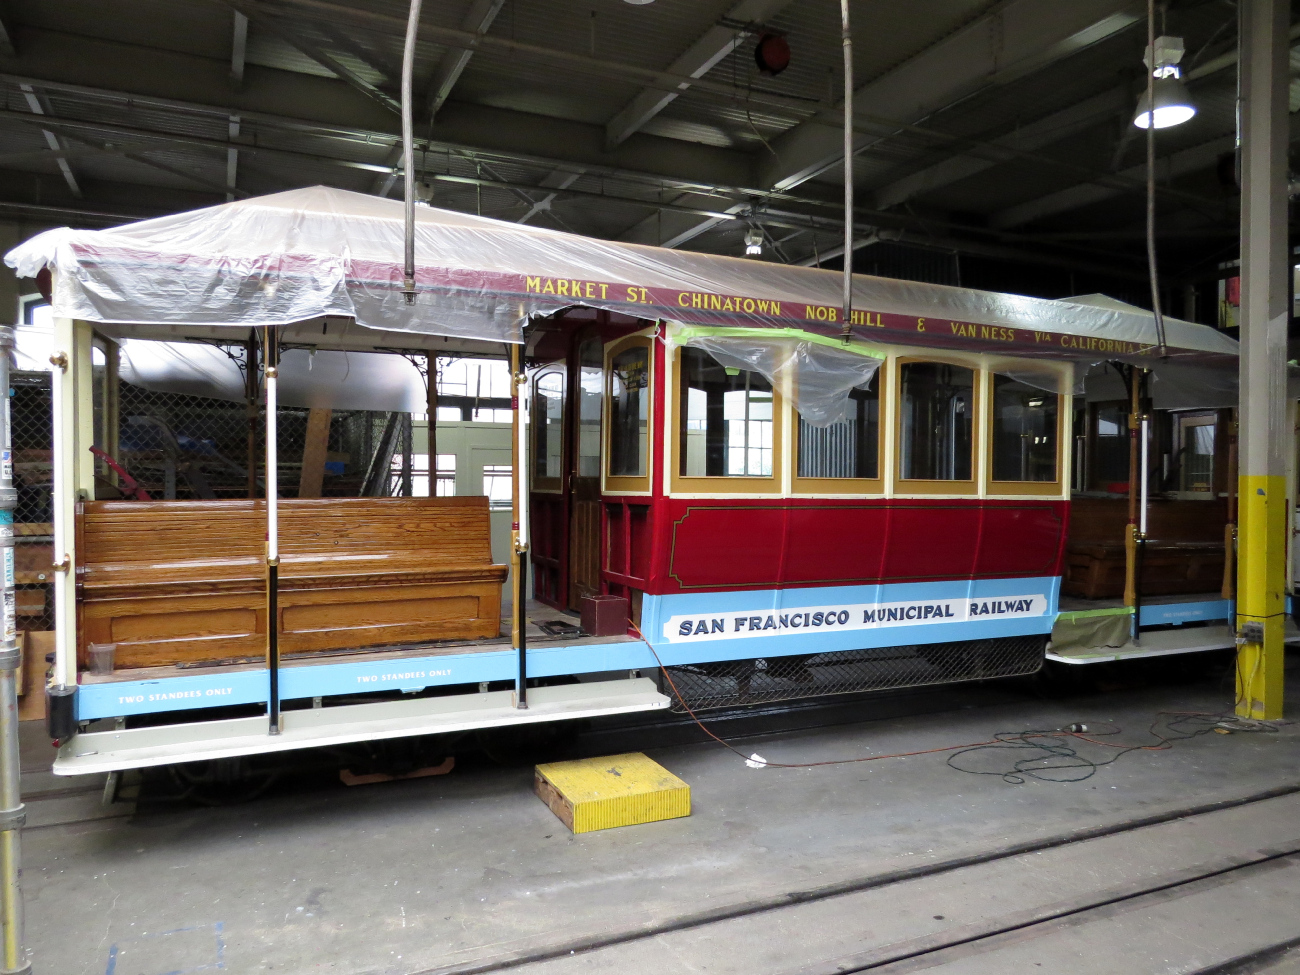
[264,328,281,735]
[0,325,30,974]
[1235,0,1289,719]
[511,344,529,709]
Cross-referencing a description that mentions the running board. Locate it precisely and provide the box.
[53,678,669,776]
[1046,624,1300,665]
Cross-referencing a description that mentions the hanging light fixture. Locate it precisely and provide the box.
[1132,35,1196,129]
[744,228,764,256]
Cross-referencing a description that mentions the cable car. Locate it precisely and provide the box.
[2,186,1255,776]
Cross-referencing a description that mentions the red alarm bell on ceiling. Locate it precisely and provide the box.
[754,33,790,76]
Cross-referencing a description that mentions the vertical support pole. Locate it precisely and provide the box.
[1223,409,1238,600]
[426,354,438,487]
[297,408,332,500]
[245,332,259,499]
[102,338,119,487]
[400,412,413,497]
[511,343,529,709]
[1123,366,1140,613]
[0,325,28,975]
[50,316,77,690]
[264,328,281,735]
[1236,0,1288,719]
[1134,403,1150,641]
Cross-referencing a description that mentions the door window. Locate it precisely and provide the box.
[577,339,603,479]
[532,368,564,489]
[1177,414,1216,496]
[609,345,649,478]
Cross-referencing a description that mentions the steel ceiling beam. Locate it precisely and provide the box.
[371,0,506,196]
[619,0,1143,248]
[0,26,1210,219]
[19,84,80,198]
[990,134,1238,228]
[759,0,1142,192]
[603,0,796,150]
[222,1,401,115]
[517,169,584,225]
[868,24,1300,213]
[870,87,1131,210]
[0,71,755,205]
[427,0,506,120]
[0,10,16,59]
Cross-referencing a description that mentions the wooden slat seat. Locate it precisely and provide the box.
[77,497,509,670]
[1063,497,1226,600]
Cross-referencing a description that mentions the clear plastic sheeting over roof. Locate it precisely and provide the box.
[6,186,1237,361]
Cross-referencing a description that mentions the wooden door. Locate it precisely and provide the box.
[567,336,603,610]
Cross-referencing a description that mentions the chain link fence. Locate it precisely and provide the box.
[7,343,433,634]
[11,370,53,632]
[663,635,1047,711]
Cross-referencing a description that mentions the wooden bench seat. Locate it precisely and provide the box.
[76,497,509,670]
[1062,497,1227,600]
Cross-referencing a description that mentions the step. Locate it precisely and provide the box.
[1047,622,1300,665]
[52,678,669,776]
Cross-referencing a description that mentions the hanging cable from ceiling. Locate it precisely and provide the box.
[839,0,853,341]
[1144,0,1169,355]
[401,0,423,305]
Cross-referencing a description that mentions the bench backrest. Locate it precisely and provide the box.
[78,497,499,588]
[1069,496,1227,547]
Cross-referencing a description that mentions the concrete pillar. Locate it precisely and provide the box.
[1236,0,1289,719]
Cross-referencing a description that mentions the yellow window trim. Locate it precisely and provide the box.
[893,357,981,497]
[790,358,886,495]
[531,363,566,494]
[604,335,654,495]
[669,345,783,495]
[982,376,1067,497]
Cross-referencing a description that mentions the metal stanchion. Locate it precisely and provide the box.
[0,325,30,974]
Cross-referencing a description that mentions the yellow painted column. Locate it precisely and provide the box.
[1236,475,1286,717]
[1235,0,1289,720]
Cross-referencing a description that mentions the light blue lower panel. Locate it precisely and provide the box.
[1138,599,1231,627]
[76,640,661,722]
[77,576,1061,721]
[640,576,1060,666]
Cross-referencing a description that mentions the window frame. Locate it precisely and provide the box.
[892,355,981,496]
[983,374,1067,497]
[530,362,566,494]
[604,335,654,496]
[1173,410,1218,499]
[791,361,886,495]
[669,343,783,495]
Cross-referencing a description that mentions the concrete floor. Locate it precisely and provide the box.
[17,650,1300,975]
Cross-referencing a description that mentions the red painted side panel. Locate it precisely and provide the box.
[880,505,983,581]
[976,504,1065,578]
[651,498,1067,595]
[783,505,889,583]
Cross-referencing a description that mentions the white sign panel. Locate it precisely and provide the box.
[663,594,1047,643]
